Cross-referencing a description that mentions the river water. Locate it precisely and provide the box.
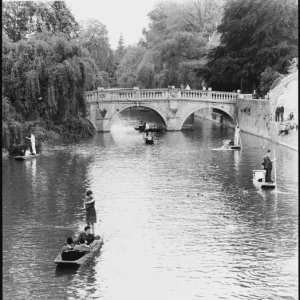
[2,110,298,300]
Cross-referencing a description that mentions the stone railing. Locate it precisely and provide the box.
[85,89,240,103]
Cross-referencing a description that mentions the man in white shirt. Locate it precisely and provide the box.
[234,125,240,145]
[26,131,36,154]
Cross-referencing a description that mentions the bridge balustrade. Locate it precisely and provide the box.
[85,89,239,103]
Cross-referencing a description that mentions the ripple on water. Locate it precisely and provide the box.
[2,114,298,300]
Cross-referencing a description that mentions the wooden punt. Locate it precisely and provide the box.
[134,126,163,133]
[145,137,154,145]
[253,170,276,189]
[54,237,103,266]
[14,154,40,160]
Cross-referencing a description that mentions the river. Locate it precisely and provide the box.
[2,110,298,300]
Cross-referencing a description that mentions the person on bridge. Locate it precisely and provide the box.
[262,149,276,183]
[234,125,240,146]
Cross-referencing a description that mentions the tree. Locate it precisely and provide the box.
[78,19,113,86]
[2,32,99,121]
[2,1,79,42]
[116,0,223,88]
[203,0,298,92]
[116,45,146,87]
[259,67,283,96]
[115,33,125,63]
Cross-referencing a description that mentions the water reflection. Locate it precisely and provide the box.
[2,111,298,300]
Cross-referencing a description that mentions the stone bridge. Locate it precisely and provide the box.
[85,89,240,131]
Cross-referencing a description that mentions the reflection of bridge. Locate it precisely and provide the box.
[85,89,240,131]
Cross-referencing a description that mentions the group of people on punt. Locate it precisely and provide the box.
[61,190,99,253]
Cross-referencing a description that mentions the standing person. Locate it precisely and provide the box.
[280,105,284,122]
[275,104,280,122]
[83,190,97,235]
[234,125,240,146]
[26,131,36,154]
[144,122,150,132]
[262,149,276,183]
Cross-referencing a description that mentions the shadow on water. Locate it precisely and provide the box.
[55,264,80,276]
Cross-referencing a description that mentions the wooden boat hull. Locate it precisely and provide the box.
[54,237,103,265]
[253,170,276,189]
[230,146,241,150]
[134,126,163,133]
[145,139,154,145]
[14,154,40,160]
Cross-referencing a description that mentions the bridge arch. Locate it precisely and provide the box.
[110,104,168,127]
[180,105,236,130]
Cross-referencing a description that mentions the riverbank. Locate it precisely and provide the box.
[2,115,95,156]
[194,107,298,151]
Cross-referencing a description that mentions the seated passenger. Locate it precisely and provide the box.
[74,238,91,252]
[74,225,95,245]
[228,139,234,146]
[288,112,294,120]
[61,237,75,252]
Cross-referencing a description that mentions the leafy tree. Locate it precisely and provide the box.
[259,67,283,95]
[117,0,223,88]
[78,19,113,87]
[203,0,298,92]
[2,1,79,42]
[116,45,146,87]
[115,33,126,64]
[2,32,99,122]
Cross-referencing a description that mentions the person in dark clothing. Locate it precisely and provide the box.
[83,190,97,234]
[61,237,75,252]
[262,149,276,183]
[74,225,95,245]
[280,105,284,121]
[275,104,280,122]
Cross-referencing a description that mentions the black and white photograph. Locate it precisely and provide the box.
[2,0,298,299]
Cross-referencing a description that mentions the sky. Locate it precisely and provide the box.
[65,0,163,49]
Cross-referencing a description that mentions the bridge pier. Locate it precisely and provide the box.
[95,119,111,132]
[166,117,182,131]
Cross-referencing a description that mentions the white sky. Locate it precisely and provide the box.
[65,0,163,49]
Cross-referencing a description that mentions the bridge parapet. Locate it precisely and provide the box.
[85,89,239,103]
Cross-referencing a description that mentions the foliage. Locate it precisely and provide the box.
[115,34,126,65]
[78,19,113,78]
[203,0,298,92]
[2,32,99,122]
[259,67,283,95]
[287,57,298,74]
[2,1,79,42]
[116,0,223,88]
[116,45,146,87]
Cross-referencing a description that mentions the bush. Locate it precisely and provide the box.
[259,67,283,95]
